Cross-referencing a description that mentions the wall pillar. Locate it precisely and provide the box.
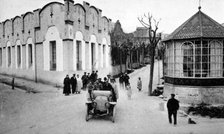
[100,44,103,68]
[89,42,92,70]
[95,42,98,69]
[73,40,77,71]
[82,40,85,70]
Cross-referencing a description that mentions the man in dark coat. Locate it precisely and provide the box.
[167,94,179,125]
[63,75,71,96]
[94,70,98,82]
[90,71,95,82]
[81,72,87,90]
[70,74,77,94]
[124,73,130,87]
[102,77,113,91]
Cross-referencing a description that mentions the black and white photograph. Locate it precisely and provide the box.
[1,0,224,133]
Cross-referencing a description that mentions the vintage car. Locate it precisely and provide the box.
[85,90,116,122]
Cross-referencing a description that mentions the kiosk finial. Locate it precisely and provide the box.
[198,0,202,10]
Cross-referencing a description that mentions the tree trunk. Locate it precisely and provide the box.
[130,50,132,70]
[162,51,165,78]
[148,48,155,96]
[142,47,145,64]
[119,49,122,73]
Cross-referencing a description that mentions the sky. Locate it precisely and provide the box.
[0,0,224,34]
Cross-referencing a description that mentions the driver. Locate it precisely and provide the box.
[102,77,113,91]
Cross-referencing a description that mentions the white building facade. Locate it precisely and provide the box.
[0,0,112,85]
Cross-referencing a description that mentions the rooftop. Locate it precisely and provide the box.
[164,8,224,41]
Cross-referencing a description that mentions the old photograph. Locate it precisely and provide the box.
[1,0,224,133]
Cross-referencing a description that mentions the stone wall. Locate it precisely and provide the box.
[164,83,224,104]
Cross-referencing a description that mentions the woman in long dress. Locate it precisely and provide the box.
[63,75,71,96]
[76,74,82,94]
[137,77,142,92]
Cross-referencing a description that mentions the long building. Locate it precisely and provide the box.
[0,0,112,84]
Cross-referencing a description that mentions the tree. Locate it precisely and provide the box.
[138,13,161,96]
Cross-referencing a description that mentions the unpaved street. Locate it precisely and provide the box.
[1,61,224,134]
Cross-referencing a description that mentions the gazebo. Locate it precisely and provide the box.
[163,7,224,104]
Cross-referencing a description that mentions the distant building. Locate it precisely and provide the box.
[163,7,224,104]
[110,21,153,75]
[0,0,112,84]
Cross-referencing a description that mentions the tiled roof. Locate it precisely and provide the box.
[163,9,224,41]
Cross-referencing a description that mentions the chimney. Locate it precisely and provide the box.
[33,8,41,28]
[98,9,102,30]
[83,1,90,27]
[64,0,74,22]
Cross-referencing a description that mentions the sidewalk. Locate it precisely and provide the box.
[0,74,60,93]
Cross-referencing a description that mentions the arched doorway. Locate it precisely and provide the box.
[43,26,63,71]
[74,31,85,71]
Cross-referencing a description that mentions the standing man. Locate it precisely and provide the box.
[81,72,87,90]
[90,71,95,82]
[70,74,77,94]
[124,73,130,87]
[167,94,179,125]
[63,75,71,96]
[94,70,98,82]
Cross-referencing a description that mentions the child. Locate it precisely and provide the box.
[127,83,132,100]
[137,77,142,91]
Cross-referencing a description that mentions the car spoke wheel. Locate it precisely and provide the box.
[111,106,116,123]
[86,106,89,121]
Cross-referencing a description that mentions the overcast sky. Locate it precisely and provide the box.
[0,0,224,34]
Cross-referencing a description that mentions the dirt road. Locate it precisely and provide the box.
[1,61,224,134]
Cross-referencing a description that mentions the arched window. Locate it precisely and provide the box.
[17,45,21,68]
[209,41,223,77]
[16,40,22,68]
[6,42,11,67]
[28,44,33,67]
[182,42,194,77]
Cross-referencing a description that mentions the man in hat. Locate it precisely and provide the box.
[70,74,77,94]
[123,73,130,88]
[102,77,113,91]
[167,94,179,125]
[81,72,88,90]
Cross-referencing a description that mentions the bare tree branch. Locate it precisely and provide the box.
[138,17,150,27]
[137,12,161,96]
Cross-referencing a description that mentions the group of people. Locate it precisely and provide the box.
[118,73,130,89]
[63,70,99,96]
[87,76,119,102]
[63,74,81,96]
[81,71,98,90]
[63,70,180,126]
[118,73,143,99]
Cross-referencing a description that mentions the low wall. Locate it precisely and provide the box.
[164,83,224,104]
